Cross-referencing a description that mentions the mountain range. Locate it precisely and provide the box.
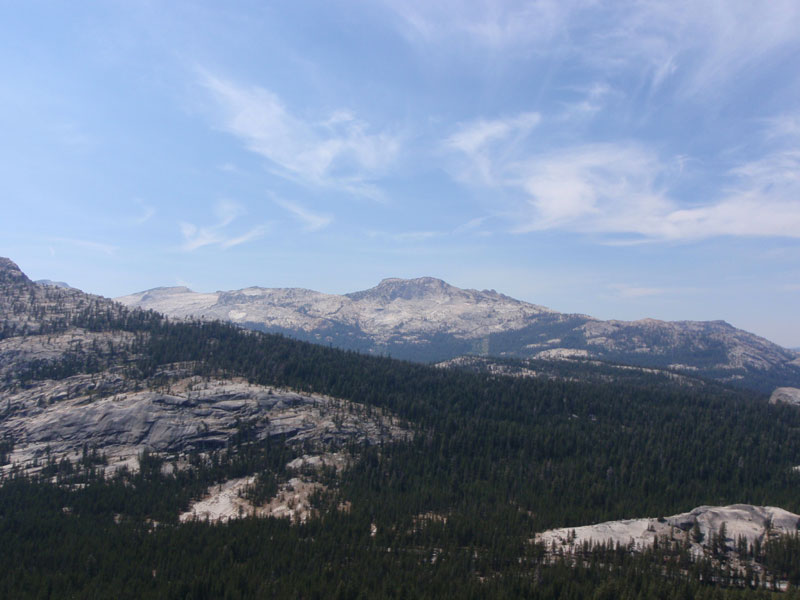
[118,276,800,393]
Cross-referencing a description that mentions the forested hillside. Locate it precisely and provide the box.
[4,258,800,597]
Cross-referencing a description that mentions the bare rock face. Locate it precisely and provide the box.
[0,375,408,474]
[179,475,327,524]
[536,504,800,555]
[769,387,800,406]
[3,255,797,391]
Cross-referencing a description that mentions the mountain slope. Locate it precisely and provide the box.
[0,257,404,485]
[1,257,123,337]
[117,275,800,392]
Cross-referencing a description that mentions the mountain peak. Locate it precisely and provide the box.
[0,257,31,286]
[346,277,456,302]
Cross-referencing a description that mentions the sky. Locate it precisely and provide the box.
[1,1,800,347]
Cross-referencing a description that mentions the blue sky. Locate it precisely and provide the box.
[2,1,800,346]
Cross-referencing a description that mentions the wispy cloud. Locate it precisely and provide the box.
[381,1,800,100]
[274,198,333,232]
[180,222,226,251]
[200,72,400,199]
[179,200,268,251]
[764,113,800,141]
[526,147,800,240]
[445,112,540,185]
[656,1,800,99]
[453,216,489,234]
[447,112,540,155]
[220,225,270,248]
[447,116,800,241]
[214,199,245,227]
[557,83,615,121]
[510,144,697,238]
[381,0,580,49]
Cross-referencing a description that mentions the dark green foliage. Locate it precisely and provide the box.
[2,474,800,598]
[0,436,12,466]
[5,313,800,596]
[761,533,800,586]
[127,320,800,525]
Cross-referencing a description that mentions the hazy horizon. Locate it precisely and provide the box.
[2,2,799,347]
[6,256,795,351]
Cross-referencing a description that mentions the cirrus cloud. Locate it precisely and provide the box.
[447,113,800,242]
[179,200,269,251]
[200,72,401,200]
[379,0,800,105]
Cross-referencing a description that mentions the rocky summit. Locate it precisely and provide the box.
[118,273,800,392]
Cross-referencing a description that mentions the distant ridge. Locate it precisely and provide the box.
[117,274,800,393]
[35,279,75,289]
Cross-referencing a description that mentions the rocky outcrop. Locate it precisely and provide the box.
[179,475,327,524]
[769,387,800,406]
[536,504,800,555]
[0,375,408,475]
[0,256,412,523]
